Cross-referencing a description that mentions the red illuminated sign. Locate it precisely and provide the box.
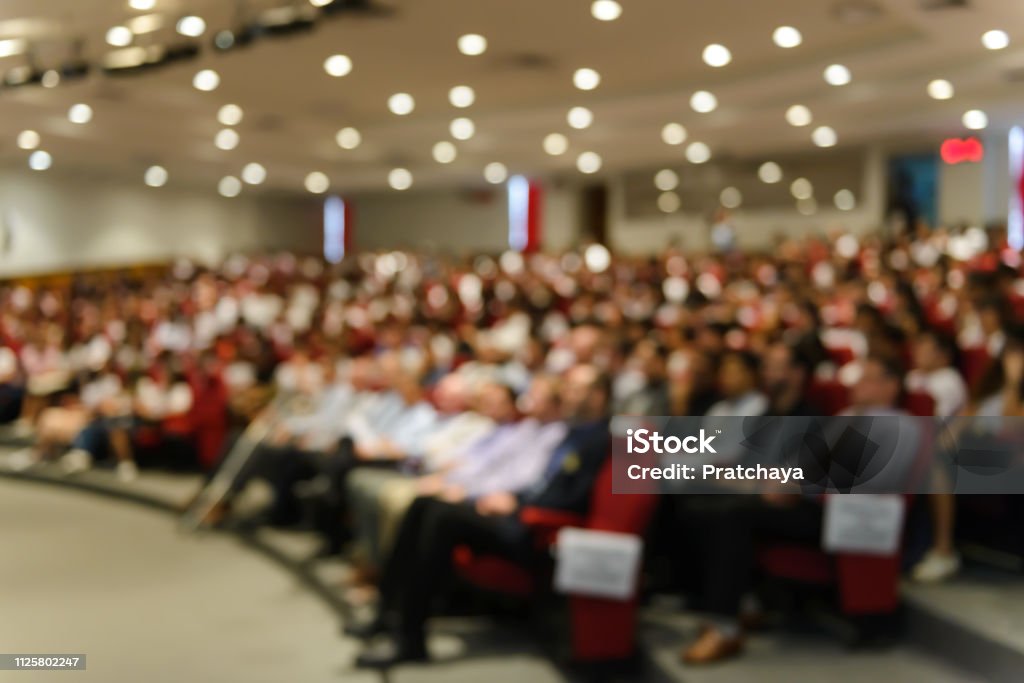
[941,137,984,164]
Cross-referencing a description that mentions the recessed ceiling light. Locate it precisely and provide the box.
[685,141,711,164]
[772,26,802,48]
[0,39,26,59]
[388,168,413,190]
[658,191,681,213]
[128,13,163,34]
[129,0,156,10]
[654,169,679,191]
[567,106,593,129]
[573,68,601,90]
[241,162,267,185]
[812,125,838,147]
[193,69,220,91]
[458,33,487,56]
[432,141,457,163]
[543,133,569,155]
[834,189,856,211]
[690,90,717,113]
[449,117,475,140]
[785,104,812,126]
[177,15,206,38]
[577,151,602,174]
[824,64,851,86]
[324,54,352,77]
[702,44,731,67]
[927,79,954,100]
[388,92,415,115]
[661,123,687,145]
[759,161,782,184]
[591,0,622,21]
[144,165,168,187]
[720,186,742,208]
[449,85,475,108]
[484,162,508,184]
[17,130,39,150]
[41,70,60,88]
[336,127,361,149]
[310,0,332,6]
[68,103,93,124]
[305,171,330,194]
[962,109,988,130]
[982,29,1009,50]
[218,104,243,126]
[215,128,240,150]
[218,175,242,197]
[790,177,813,199]
[106,26,133,47]
[28,150,51,171]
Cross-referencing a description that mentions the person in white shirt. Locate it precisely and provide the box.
[905,329,967,418]
[705,351,768,417]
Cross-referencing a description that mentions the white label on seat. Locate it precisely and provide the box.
[822,494,905,556]
[553,528,643,601]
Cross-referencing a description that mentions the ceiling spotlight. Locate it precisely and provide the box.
[543,133,569,155]
[758,161,783,184]
[128,13,164,34]
[41,70,60,88]
[449,85,475,108]
[927,79,954,100]
[218,104,243,126]
[773,26,802,48]
[661,123,687,145]
[834,189,856,211]
[106,26,133,47]
[193,69,220,91]
[324,54,352,77]
[962,109,988,130]
[591,0,622,21]
[336,127,361,149]
[450,117,475,140]
[573,68,601,90]
[982,29,1009,50]
[458,33,487,56]
[219,175,242,197]
[685,141,711,164]
[720,186,742,208]
[690,90,718,113]
[241,162,267,184]
[68,103,93,124]
[129,0,156,10]
[812,125,838,147]
[0,39,26,59]
[432,140,457,163]
[702,43,731,67]
[785,104,812,127]
[388,92,415,115]
[654,169,679,191]
[177,15,206,38]
[144,165,168,187]
[824,64,851,86]
[28,150,52,171]
[658,192,681,213]
[17,130,39,150]
[790,177,813,199]
[388,167,413,190]
[215,128,240,150]
[567,106,594,129]
[576,151,602,174]
[484,162,508,184]
[305,171,330,194]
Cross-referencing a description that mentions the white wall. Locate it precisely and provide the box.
[0,169,322,277]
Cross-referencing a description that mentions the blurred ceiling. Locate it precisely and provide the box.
[0,0,1022,196]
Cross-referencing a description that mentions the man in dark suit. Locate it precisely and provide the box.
[351,364,612,668]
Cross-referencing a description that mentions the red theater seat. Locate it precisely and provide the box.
[453,457,658,663]
[960,347,991,392]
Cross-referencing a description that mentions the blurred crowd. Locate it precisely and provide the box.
[1,224,1023,667]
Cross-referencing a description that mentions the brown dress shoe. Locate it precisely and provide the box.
[681,628,744,665]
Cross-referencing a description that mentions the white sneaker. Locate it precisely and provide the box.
[911,550,961,583]
[116,460,139,483]
[5,448,38,472]
[60,449,94,475]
